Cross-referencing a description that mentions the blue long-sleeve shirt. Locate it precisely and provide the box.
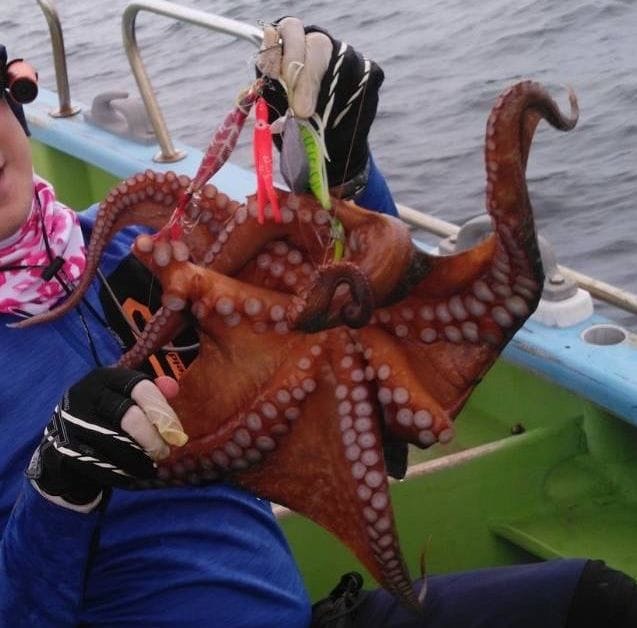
[0,166,397,626]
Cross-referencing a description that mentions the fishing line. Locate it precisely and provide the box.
[336,61,371,193]
[256,43,282,55]
[286,61,305,95]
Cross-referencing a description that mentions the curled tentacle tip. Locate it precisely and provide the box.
[7,314,40,329]
[341,301,372,329]
[343,276,374,328]
[567,87,579,121]
[562,84,580,127]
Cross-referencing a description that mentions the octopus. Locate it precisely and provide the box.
[21,80,578,609]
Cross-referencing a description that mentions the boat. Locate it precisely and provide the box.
[23,0,637,600]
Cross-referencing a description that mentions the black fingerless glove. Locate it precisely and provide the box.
[27,368,156,506]
[259,24,384,192]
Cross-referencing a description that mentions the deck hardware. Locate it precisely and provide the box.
[85,91,156,144]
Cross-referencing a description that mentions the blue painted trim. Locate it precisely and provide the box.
[25,89,637,425]
[505,316,637,425]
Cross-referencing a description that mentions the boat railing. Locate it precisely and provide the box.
[34,0,637,318]
[272,436,518,520]
[122,0,262,163]
[34,0,80,117]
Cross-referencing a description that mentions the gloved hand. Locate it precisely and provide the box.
[27,367,184,510]
[256,17,384,196]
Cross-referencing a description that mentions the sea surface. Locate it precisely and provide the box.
[3,0,636,325]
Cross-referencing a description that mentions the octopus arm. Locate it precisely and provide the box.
[337,203,415,304]
[232,352,421,608]
[118,306,188,370]
[151,327,420,609]
[407,235,497,300]
[200,191,415,310]
[359,324,497,444]
[14,171,227,328]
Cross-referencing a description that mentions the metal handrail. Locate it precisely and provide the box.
[122,0,262,162]
[35,0,80,117]
[399,203,637,316]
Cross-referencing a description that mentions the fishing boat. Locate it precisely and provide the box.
[24,0,637,600]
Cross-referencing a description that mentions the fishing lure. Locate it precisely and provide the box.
[253,97,282,224]
[163,80,263,241]
[297,119,331,211]
[280,115,309,194]
[192,80,262,192]
[293,117,346,261]
[329,216,346,262]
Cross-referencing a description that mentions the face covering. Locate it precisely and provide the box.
[0,175,86,317]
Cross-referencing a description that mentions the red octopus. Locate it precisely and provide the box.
[20,80,578,608]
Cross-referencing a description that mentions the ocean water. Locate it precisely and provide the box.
[3,0,636,325]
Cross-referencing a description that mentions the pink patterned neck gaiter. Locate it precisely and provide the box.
[0,176,86,317]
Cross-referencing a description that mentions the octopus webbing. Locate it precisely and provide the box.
[21,80,578,608]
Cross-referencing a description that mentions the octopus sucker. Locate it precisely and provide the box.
[14,80,579,609]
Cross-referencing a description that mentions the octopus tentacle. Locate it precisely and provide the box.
[335,202,415,304]
[236,331,419,607]
[117,306,187,370]
[201,191,414,308]
[484,80,578,294]
[131,247,300,334]
[290,262,374,331]
[14,171,228,328]
[359,80,579,438]
[389,82,578,316]
[135,233,375,334]
[157,345,323,480]
[357,326,455,448]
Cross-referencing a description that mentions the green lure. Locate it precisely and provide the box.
[295,118,346,261]
[298,120,331,211]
